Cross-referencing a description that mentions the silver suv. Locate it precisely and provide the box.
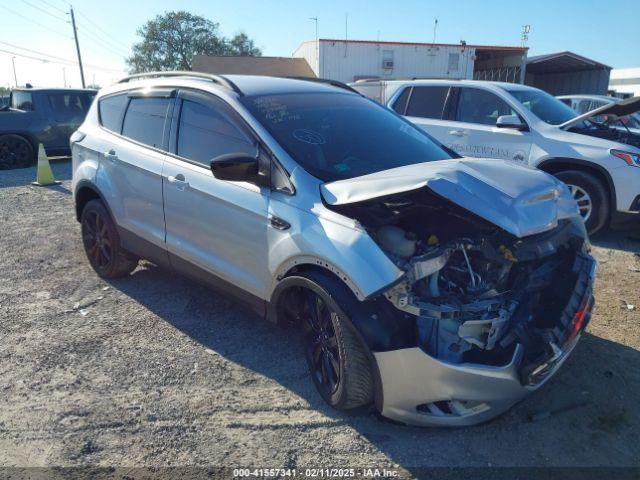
[72,72,595,427]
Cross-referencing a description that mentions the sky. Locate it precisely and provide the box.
[1,0,639,89]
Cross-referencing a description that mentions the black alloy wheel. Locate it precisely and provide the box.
[302,289,341,398]
[82,209,113,272]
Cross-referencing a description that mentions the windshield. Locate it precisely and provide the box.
[504,88,578,125]
[241,92,452,181]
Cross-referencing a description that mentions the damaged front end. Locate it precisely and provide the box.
[322,161,596,425]
[380,216,595,386]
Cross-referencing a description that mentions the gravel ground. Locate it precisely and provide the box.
[1,161,639,476]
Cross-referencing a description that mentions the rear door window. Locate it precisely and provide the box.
[99,93,129,133]
[455,88,517,125]
[405,86,450,119]
[121,97,172,149]
[176,98,255,166]
[47,92,94,122]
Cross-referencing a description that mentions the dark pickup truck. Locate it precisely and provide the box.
[0,87,96,169]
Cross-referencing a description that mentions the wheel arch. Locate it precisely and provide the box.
[537,157,616,215]
[74,180,112,222]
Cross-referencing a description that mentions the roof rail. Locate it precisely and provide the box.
[284,76,362,95]
[117,71,243,96]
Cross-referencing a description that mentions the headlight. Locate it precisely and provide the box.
[611,149,640,166]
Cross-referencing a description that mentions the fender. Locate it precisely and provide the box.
[536,157,617,215]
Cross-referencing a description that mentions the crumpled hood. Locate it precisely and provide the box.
[320,158,579,238]
[559,96,640,130]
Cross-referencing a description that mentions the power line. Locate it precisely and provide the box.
[33,0,67,15]
[76,9,130,51]
[3,5,70,39]
[19,0,67,22]
[0,45,125,73]
[76,28,128,60]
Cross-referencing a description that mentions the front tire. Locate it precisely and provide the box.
[294,276,374,411]
[80,199,138,278]
[554,170,609,235]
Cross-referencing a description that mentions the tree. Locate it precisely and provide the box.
[127,11,261,73]
[228,33,262,56]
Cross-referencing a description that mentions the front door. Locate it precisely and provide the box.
[446,87,533,164]
[162,90,270,300]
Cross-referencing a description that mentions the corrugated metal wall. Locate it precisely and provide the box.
[296,41,476,83]
[525,69,611,95]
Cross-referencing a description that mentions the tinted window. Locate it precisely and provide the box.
[405,86,449,119]
[504,87,577,125]
[99,94,129,133]
[121,97,171,148]
[391,87,410,114]
[47,92,94,121]
[456,88,517,125]
[11,91,33,111]
[241,92,451,182]
[177,99,254,165]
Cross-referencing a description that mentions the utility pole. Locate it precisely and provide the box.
[344,13,348,58]
[69,6,86,88]
[309,17,318,74]
[11,56,18,87]
[62,67,67,87]
[432,18,438,43]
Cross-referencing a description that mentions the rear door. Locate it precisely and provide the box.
[393,85,455,144]
[96,90,172,251]
[162,89,270,300]
[446,87,533,163]
[45,91,95,150]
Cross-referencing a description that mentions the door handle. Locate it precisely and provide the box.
[269,215,290,231]
[104,149,118,162]
[167,173,189,190]
[448,129,467,137]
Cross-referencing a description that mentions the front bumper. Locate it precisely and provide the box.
[374,337,580,427]
[374,253,596,427]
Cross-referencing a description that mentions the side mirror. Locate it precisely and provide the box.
[496,114,526,130]
[210,153,259,183]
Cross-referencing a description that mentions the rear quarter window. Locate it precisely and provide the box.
[99,94,129,133]
[391,87,410,114]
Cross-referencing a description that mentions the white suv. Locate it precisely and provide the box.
[364,80,640,234]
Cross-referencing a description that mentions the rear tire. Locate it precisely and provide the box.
[554,170,609,235]
[0,134,35,170]
[292,274,375,411]
[80,199,138,278]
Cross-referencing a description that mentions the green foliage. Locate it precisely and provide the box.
[127,11,262,73]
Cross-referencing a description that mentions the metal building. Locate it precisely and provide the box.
[293,39,528,85]
[524,51,611,96]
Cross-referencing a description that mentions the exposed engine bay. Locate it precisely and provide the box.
[570,120,640,149]
[328,187,595,384]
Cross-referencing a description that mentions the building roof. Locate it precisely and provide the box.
[295,38,528,52]
[193,55,316,78]
[526,51,611,73]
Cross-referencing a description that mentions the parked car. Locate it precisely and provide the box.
[0,87,96,169]
[354,80,640,234]
[72,72,595,427]
[0,96,8,109]
[558,94,640,134]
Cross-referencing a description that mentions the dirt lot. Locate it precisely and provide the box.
[1,161,639,476]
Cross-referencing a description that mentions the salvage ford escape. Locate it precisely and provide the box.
[71,73,596,427]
